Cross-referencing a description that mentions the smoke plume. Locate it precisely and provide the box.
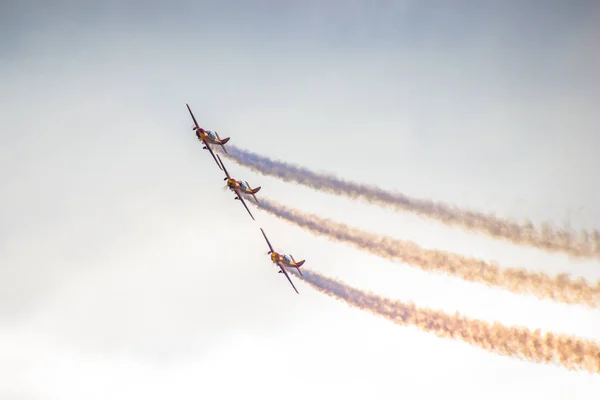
[248,196,600,308]
[218,145,600,261]
[297,268,600,374]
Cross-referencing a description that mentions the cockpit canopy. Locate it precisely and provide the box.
[282,255,292,263]
[239,181,248,190]
[206,130,216,140]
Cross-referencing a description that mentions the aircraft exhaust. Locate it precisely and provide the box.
[244,196,600,309]
[218,145,600,262]
[296,268,600,374]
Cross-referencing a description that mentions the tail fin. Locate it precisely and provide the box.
[246,181,261,203]
[290,255,305,275]
[214,131,230,153]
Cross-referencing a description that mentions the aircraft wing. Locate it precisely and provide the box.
[237,190,255,220]
[260,228,275,253]
[186,103,201,130]
[216,154,231,179]
[186,104,222,170]
[278,261,299,294]
[204,140,222,170]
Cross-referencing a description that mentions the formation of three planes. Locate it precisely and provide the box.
[186,103,306,294]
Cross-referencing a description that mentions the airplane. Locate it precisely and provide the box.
[217,154,260,221]
[186,103,230,170]
[260,227,306,294]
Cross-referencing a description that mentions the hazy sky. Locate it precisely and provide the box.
[2,1,600,399]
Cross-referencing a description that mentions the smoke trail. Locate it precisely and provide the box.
[296,268,600,374]
[217,145,600,261]
[247,196,600,308]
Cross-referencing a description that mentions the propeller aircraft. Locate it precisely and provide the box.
[260,228,305,294]
[186,103,230,170]
[217,154,261,221]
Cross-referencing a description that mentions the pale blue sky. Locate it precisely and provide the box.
[1,1,600,399]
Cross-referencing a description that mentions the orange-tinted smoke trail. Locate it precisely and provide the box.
[248,196,600,308]
[296,268,600,374]
[218,145,599,261]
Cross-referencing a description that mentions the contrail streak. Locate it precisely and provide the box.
[296,268,600,374]
[248,196,600,308]
[218,145,599,261]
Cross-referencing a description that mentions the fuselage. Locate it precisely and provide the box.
[194,127,220,144]
[271,252,294,267]
[227,178,254,194]
[226,178,241,190]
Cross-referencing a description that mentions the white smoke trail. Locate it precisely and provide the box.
[248,196,600,308]
[217,145,600,261]
[298,268,600,374]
